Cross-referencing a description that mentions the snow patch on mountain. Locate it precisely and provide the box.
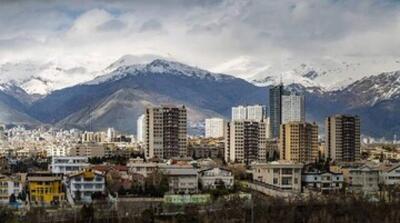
[230,56,400,90]
[86,59,235,86]
[0,60,98,95]
[105,54,170,73]
[343,70,400,106]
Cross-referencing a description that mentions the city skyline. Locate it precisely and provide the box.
[1,1,400,222]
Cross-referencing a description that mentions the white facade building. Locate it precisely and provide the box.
[252,161,303,192]
[247,105,266,121]
[282,94,305,124]
[161,166,198,194]
[232,106,247,120]
[199,168,234,189]
[67,169,106,203]
[380,163,400,186]
[302,171,344,193]
[46,145,71,157]
[232,105,265,121]
[0,175,23,204]
[205,118,225,138]
[107,128,115,142]
[50,156,89,174]
[137,114,145,143]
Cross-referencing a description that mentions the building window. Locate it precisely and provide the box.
[282,169,292,175]
[282,177,292,186]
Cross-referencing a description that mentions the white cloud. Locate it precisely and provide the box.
[0,0,399,88]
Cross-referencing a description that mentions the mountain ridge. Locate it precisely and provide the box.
[0,58,398,138]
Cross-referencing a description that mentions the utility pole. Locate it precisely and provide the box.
[251,197,254,223]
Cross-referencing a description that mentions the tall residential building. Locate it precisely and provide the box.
[205,118,225,138]
[231,106,247,120]
[224,120,267,165]
[137,114,145,142]
[282,93,305,124]
[269,84,288,138]
[326,115,360,162]
[247,105,266,121]
[107,128,115,142]
[280,122,319,163]
[145,105,187,159]
[231,105,266,121]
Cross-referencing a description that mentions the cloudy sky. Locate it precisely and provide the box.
[1,0,400,87]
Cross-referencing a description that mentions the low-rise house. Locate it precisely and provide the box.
[27,172,65,205]
[127,158,158,178]
[0,174,23,204]
[302,171,344,193]
[92,164,129,177]
[379,163,400,186]
[199,168,234,190]
[50,156,89,174]
[252,161,303,192]
[161,166,198,194]
[66,169,105,203]
[345,165,380,193]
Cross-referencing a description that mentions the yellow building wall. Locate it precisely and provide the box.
[28,180,65,204]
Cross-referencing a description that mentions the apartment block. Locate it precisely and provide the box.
[205,118,225,138]
[326,115,361,162]
[225,120,267,164]
[145,105,187,159]
[280,122,319,163]
[281,93,305,124]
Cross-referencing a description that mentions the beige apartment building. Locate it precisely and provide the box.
[279,122,318,163]
[145,105,187,159]
[224,120,267,165]
[326,115,361,162]
[69,143,105,157]
[252,161,303,192]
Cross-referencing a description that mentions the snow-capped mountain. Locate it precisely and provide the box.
[86,59,235,86]
[104,54,171,73]
[1,56,400,137]
[0,54,173,95]
[0,61,96,95]
[29,59,264,133]
[2,54,399,96]
[247,57,400,90]
[338,71,400,107]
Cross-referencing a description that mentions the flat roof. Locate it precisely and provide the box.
[28,176,62,182]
